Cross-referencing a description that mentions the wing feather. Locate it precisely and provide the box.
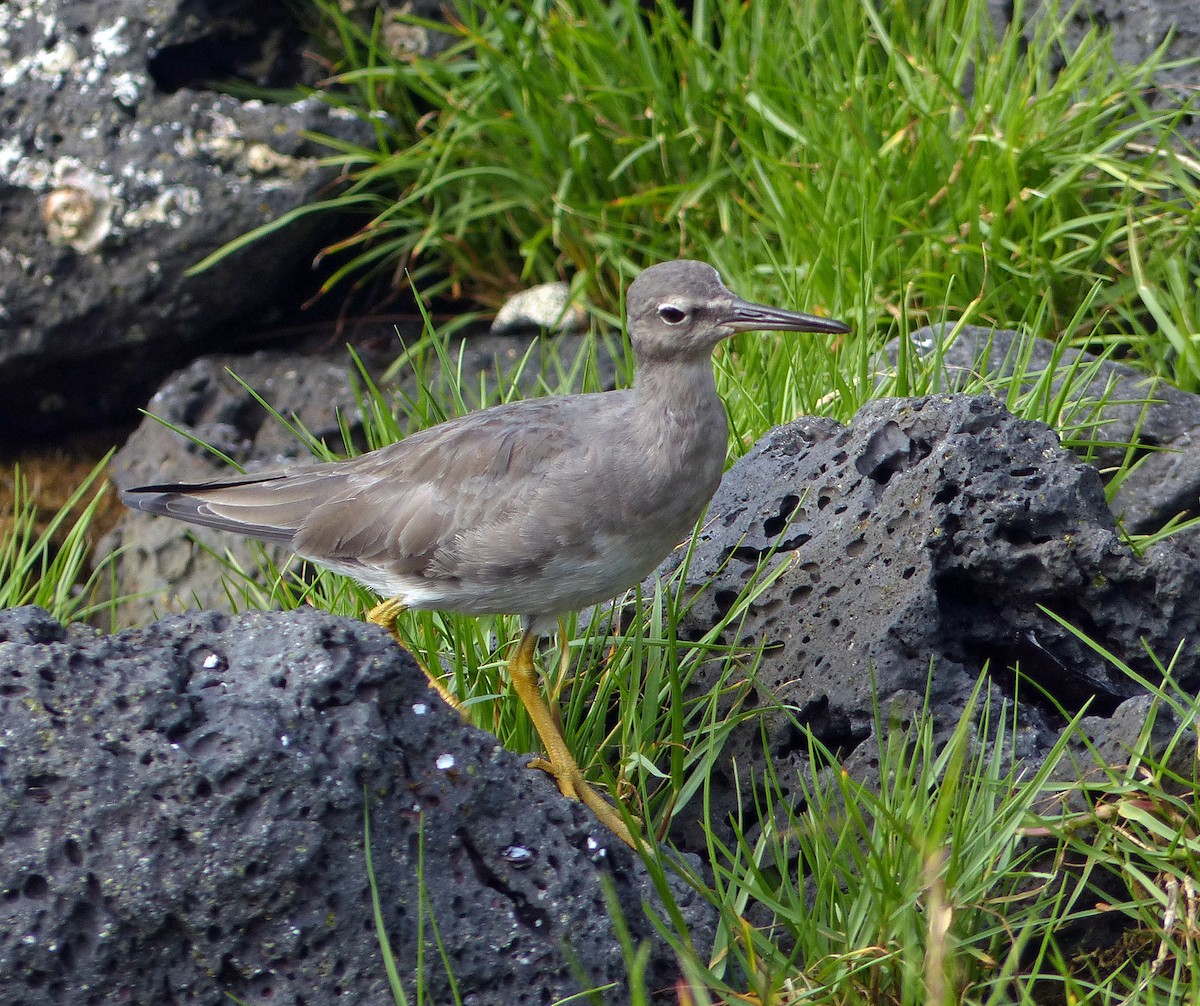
[120,394,618,574]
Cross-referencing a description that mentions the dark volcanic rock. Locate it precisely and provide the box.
[0,606,713,1005]
[992,0,1200,148]
[896,324,1200,557]
[0,0,369,439]
[654,394,1200,846]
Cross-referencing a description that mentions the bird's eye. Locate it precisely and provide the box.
[658,305,687,325]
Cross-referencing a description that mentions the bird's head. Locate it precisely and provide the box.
[624,259,848,364]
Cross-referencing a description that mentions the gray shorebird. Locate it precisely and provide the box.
[121,259,849,846]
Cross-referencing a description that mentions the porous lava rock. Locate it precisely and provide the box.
[654,394,1200,847]
[0,605,713,1005]
[98,351,368,628]
[897,324,1200,558]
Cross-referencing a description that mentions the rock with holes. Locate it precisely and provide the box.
[0,0,371,436]
[890,324,1200,559]
[0,605,713,1005]
[654,394,1200,847]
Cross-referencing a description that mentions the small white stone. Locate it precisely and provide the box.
[491,281,587,334]
[412,702,428,715]
[436,753,455,770]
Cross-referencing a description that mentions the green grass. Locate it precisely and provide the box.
[10,0,1200,1001]
[0,455,120,627]
[661,661,1200,1005]
[217,0,1200,406]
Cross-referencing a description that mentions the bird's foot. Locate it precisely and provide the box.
[366,597,406,639]
[365,598,464,714]
[416,663,465,714]
[507,627,639,848]
[527,754,639,849]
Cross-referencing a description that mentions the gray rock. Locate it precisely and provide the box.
[994,0,1200,146]
[0,0,370,437]
[339,1,458,60]
[896,324,1200,556]
[0,605,713,1005]
[1075,693,1197,781]
[652,394,1200,846]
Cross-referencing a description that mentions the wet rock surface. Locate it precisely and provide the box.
[653,395,1200,847]
[0,605,713,1006]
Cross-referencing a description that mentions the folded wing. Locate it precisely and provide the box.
[120,395,606,579]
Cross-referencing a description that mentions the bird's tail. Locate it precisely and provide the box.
[120,474,306,546]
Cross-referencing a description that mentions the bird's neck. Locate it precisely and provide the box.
[632,356,728,459]
[634,355,721,414]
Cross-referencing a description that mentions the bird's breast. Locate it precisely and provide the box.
[603,401,726,536]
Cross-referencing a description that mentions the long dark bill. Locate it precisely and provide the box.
[722,297,850,335]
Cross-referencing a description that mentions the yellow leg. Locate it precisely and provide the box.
[507,627,638,848]
[366,597,463,713]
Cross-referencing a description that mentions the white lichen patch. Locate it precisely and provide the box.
[4,141,204,250]
[0,136,25,179]
[122,185,202,230]
[110,70,147,110]
[92,17,130,61]
[0,1,52,73]
[1,38,79,88]
[245,142,300,176]
[0,10,135,99]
